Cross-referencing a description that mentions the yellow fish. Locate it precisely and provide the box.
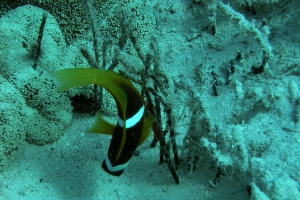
[53,68,155,176]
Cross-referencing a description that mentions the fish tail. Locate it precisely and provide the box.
[52,68,103,92]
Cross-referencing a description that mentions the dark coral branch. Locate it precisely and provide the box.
[33,11,47,70]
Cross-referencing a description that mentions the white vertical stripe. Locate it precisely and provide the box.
[117,105,144,128]
[105,155,130,172]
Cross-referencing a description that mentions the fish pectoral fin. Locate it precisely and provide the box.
[87,112,115,135]
[138,115,156,146]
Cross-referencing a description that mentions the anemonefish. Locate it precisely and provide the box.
[53,68,155,176]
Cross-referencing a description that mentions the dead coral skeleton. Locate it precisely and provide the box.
[119,36,180,184]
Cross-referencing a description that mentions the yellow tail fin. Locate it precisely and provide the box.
[52,68,128,119]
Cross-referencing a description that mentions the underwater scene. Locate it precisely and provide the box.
[0,0,299,199]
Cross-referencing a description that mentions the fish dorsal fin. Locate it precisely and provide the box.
[138,115,156,146]
[88,112,115,135]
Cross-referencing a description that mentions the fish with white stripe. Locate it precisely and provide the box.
[53,68,155,176]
